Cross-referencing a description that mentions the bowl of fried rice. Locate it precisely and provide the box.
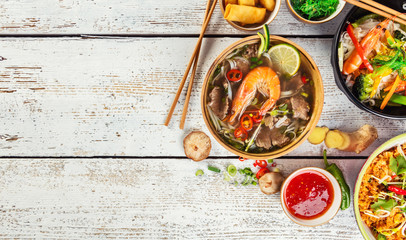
[354,133,406,240]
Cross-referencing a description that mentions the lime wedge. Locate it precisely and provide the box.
[227,165,237,177]
[268,43,301,76]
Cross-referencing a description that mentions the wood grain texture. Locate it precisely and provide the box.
[0,37,404,157]
[0,0,351,36]
[0,158,364,239]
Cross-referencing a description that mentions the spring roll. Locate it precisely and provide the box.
[225,0,238,6]
[224,4,266,24]
[260,0,275,11]
[238,0,256,6]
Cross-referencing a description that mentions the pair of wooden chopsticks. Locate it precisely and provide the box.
[164,0,218,129]
[345,0,406,25]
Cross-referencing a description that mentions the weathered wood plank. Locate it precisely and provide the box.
[0,37,404,157]
[0,158,364,239]
[0,0,351,36]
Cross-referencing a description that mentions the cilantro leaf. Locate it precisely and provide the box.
[377,233,387,240]
[389,155,406,175]
[371,199,396,211]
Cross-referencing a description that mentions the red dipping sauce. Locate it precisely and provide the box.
[284,170,334,220]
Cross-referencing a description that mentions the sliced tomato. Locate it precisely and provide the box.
[240,114,253,131]
[256,168,270,180]
[234,127,248,141]
[226,69,243,82]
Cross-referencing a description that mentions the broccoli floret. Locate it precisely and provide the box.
[352,74,374,101]
[394,30,406,41]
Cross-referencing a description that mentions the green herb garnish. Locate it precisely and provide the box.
[371,198,396,211]
[389,155,406,175]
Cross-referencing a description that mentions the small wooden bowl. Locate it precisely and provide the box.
[201,35,324,160]
[219,0,281,31]
[286,0,346,24]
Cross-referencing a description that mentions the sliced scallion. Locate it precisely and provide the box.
[208,166,221,173]
[227,165,237,177]
[195,169,204,176]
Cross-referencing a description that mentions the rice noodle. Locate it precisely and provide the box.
[274,116,288,128]
[207,106,221,131]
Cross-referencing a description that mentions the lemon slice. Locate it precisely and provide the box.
[268,44,301,76]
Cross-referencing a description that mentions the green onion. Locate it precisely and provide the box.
[279,103,288,111]
[195,169,204,176]
[257,60,263,65]
[251,181,257,186]
[301,92,309,98]
[223,172,231,182]
[250,64,257,69]
[208,166,221,173]
[250,57,259,62]
[227,165,237,177]
[267,159,273,163]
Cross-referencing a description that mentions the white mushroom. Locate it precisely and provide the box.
[259,172,284,195]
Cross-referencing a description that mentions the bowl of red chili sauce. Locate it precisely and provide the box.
[280,167,342,226]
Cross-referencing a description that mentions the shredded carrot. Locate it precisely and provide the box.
[380,75,401,110]
[384,80,406,92]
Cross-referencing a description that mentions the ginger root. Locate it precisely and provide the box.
[324,125,378,154]
[308,126,329,145]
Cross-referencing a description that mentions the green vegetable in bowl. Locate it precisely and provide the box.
[291,0,339,20]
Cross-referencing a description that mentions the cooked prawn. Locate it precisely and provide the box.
[229,66,280,123]
[343,18,391,75]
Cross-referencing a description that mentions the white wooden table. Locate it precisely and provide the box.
[0,1,404,239]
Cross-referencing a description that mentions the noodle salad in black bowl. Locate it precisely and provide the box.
[331,2,406,119]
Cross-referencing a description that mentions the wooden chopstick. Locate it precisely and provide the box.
[360,0,406,21]
[164,0,218,126]
[179,1,211,130]
[345,0,406,25]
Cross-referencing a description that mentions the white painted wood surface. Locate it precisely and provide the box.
[0,0,351,36]
[0,158,364,239]
[0,0,400,238]
[0,37,404,157]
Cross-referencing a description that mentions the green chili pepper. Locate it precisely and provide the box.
[323,149,351,210]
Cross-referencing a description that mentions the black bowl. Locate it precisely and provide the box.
[331,0,406,119]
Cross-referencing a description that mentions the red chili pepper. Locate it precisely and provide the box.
[239,156,247,162]
[240,114,253,131]
[391,175,397,179]
[256,168,270,180]
[271,162,277,167]
[234,127,248,141]
[250,111,263,123]
[226,69,243,82]
[301,76,307,84]
[346,24,374,73]
[388,186,406,195]
[254,160,267,168]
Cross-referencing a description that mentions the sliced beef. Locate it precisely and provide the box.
[242,44,258,59]
[233,57,251,77]
[269,128,290,148]
[282,72,304,92]
[290,94,310,120]
[208,86,230,120]
[255,126,272,149]
[263,115,274,128]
